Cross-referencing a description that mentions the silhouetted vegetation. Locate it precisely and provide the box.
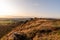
[24,20,29,24]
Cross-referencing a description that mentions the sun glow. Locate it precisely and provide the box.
[0,0,15,17]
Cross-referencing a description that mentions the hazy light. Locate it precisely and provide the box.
[0,0,17,16]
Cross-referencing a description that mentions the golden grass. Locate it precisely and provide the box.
[1,18,60,40]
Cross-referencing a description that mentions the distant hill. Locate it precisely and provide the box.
[0,16,33,18]
[1,18,60,40]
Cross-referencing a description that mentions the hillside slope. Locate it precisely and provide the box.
[1,18,60,40]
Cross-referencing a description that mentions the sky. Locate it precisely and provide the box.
[0,0,60,18]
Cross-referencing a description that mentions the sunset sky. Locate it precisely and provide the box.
[0,0,60,18]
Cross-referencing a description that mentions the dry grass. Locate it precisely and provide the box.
[1,18,60,40]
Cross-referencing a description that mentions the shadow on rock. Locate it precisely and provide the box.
[13,33,32,40]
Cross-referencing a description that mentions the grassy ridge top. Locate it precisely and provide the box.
[1,18,60,40]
